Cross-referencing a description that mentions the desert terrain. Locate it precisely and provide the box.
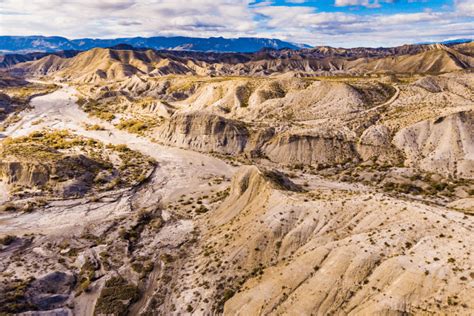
[0,41,473,315]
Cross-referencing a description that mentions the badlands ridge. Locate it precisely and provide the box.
[0,42,472,315]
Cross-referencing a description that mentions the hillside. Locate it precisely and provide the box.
[0,36,473,316]
[8,43,473,82]
[350,45,474,73]
[11,48,202,82]
[0,50,80,68]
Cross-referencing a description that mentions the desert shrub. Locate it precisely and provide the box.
[214,288,236,312]
[431,182,448,191]
[131,262,144,273]
[0,277,37,313]
[0,235,16,245]
[81,99,116,121]
[397,183,422,194]
[76,97,86,106]
[383,181,422,195]
[114,144,130,152]
[94,276,140,316]
[116,119,148,134]
[0,203,19,212]
[96,111,115,122]
[195,205,209,214]
[76,259,96,295]
[85,124,105,131]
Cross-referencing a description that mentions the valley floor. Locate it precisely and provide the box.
[0,83,233,235]
[0,84,237,315]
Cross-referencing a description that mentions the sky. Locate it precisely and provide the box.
[0,0,473,47]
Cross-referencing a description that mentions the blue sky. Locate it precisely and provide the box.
[0,0,472,47]
[253,0,447,14]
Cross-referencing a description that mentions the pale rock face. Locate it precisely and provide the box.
[247,81,287,108]
[360,125,392,147]
[0,161,50,187]
[357,124,402,164]
[211,165,274,226]
[448,197,474,213]
[152,109,362,163]
[262,131,358,165]
[414,74,474,98]
[393,110,474,178]
[153,111,250,154]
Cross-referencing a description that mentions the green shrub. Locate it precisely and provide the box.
[0,235,16,245]
[116,119,148,134]
[195,205,209,214]
[85,124,105,131]
[94,276,140,316]
[431,182,447,191]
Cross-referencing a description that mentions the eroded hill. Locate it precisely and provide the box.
[0,45,473,315]
[7,42,474,83]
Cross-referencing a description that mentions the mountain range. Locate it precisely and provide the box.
[1,35,471,55]
[0,35,310,54]
[5,42,473,81]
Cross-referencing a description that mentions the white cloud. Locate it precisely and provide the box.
[335,0,378,8]
[0,0,472,47]
[455,0,474,15]
[0,0,257,38]
[285,0,308,3]
[252,4,473,47]
[334,0,398,8]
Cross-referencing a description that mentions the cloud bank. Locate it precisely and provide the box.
[0,0,472,47]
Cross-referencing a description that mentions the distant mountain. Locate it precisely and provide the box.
[0,35,310,53]
[0,50,80,68]
[417,38,472,45]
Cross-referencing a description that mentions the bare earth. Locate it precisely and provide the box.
[0,63,473,315]
[0,84,233,234]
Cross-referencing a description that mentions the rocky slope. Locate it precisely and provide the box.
[219,166,473,315]
[130,165,473,314]
[261,129,358,165]
[7,43,474,83]
[153,111,250,154]
[394,110,474,179]
[0,130,155,199]
[71,71,474,182]
[349,45,473,73]
[0,43,473,316]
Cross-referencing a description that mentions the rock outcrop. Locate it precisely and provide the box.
[0,145,104,196]
[393,110,474,178]
[262,130,358,165]
[153,111,250,154]
[357,124,402,164]
[212,165,301,226]
[0,132,156,198]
